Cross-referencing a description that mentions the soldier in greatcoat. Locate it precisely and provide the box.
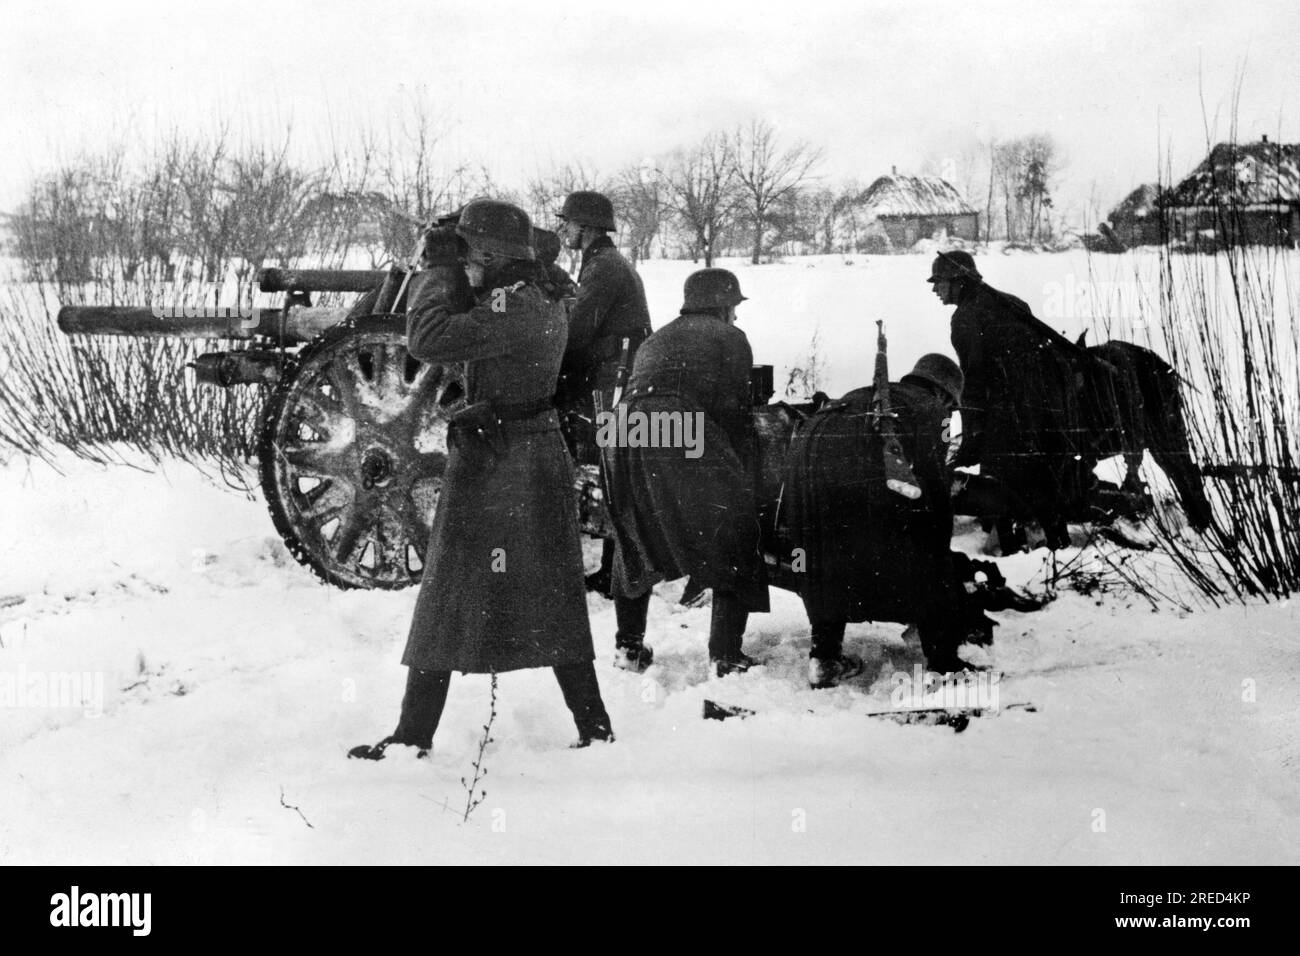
[787,354,974,682]
[931,250,1090,551]
[350,199,613,759]
[603,269,769,677]
[554,191,657,670]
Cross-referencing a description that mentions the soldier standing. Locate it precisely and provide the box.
[930,250,1088,551]
[603,269,769,678]
[349,199,613,759]
[554,190,656,670]
[787,354,973,683]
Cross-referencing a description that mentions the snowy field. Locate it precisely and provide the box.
[2,249,1299,864]
[635,248,1170,398]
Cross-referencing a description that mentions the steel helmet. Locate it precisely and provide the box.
[902,353,965,405]
[455,198,535,260]
[557,190,617,232]
[927,250,982,283]
[682,268,747,312]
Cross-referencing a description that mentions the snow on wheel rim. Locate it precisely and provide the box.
[258,323,464,590]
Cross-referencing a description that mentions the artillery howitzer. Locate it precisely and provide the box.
[59,224,474,591]
[58,259,1033,629]
[58,228,802,595]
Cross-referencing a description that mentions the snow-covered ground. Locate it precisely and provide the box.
[2,248,1298,864]
[2,449,1297,865]
[632,249,1175,398]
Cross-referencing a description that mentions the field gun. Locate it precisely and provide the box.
[58,224,473,590]
[57,224,828,598]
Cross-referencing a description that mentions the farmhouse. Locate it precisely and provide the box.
[1106,183,1163,247]
[859,170,979,249]
[1163,137,1300,247]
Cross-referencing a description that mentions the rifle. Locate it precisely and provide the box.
[872,320,922,500]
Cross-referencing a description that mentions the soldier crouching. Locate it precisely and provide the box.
[350,199,613,759]
[787,353,975,684]
[603,269,769,678]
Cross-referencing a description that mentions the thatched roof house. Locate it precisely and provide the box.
[859,171,979,249]
[1110,183,1161,221]
[1106,183,1163,246]
[1164,138,1300,246]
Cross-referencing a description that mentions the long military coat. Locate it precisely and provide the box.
[401,273,594,673]
[786,381,960,629]
[555,235,652,463]
[603,311,769,612]
[949,282,1089,514]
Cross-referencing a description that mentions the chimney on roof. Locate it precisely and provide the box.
[1262,134,1269,144]
[891,165,897,176]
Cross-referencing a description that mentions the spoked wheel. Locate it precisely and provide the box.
[258,322,465,589]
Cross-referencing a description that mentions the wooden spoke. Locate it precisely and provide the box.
[260,327,466,590]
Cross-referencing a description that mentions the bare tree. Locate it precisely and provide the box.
[611,159,668,264]
[1018,133,1060,241]
[523,161,605,270]
[665,132,739,267]
[730,120,823,264]
[524,161,605,228]
[317,122,381,268]
[985,137,997,244]
[227,141,323,293]
[374,96,481,260]
[991,138,1027,241]
[983,134,1064,243]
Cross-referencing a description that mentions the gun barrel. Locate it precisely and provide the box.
[58,306,256,340]
[257,268,386,293]
[57,305,346,345]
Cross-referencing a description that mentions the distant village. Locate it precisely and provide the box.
[1099,137,1299,251]
[816,137,1300,256]
[4,129,1298,290]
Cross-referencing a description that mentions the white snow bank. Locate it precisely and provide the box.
[2,450,1297,864]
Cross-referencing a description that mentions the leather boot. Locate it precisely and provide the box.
[348,668,449,761]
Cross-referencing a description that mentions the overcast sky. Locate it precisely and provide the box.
[3,0,1297,223]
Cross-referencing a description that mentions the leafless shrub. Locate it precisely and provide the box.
[1145,233,1300,600]
[1126,124,1300,602]
[0,132,330,479]
[460,672,498,823]
[0,282,265,480]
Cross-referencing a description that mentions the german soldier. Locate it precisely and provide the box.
[554,190,652,461]
[787,353,974,683]
[603,268,769,678]
[554,190,656,670]
[930,250,1089,551]
[350,199,613,759]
